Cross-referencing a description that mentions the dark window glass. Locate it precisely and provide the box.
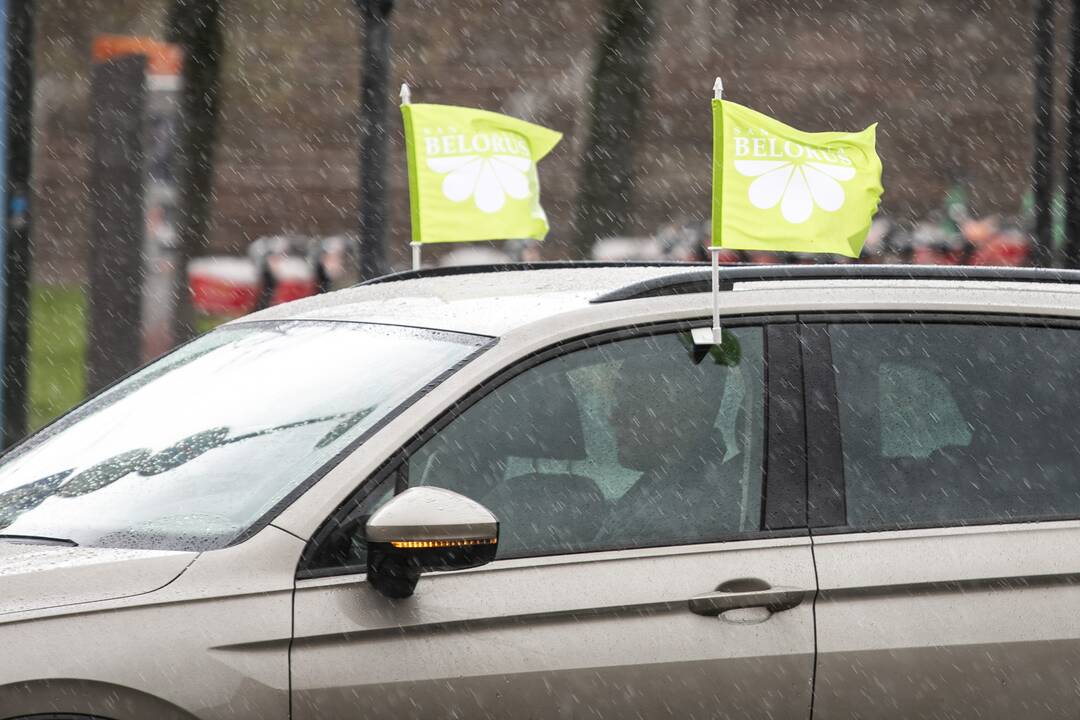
[404,328,766,559]
[831,323,1080,530]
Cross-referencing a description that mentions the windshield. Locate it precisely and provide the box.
[0,321,486,551]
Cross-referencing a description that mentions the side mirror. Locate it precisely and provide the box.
[365,486,499,598]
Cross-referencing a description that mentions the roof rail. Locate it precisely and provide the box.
[591,264,1080,304]
[358,260,708,286]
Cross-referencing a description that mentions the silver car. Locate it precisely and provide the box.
[3,263,1080,719]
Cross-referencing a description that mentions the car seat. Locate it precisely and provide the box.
[424,365,606,557]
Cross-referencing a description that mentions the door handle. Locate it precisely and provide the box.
[688,585,806,616]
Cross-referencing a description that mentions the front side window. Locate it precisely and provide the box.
[831,322,1080,530]
[405,327,766,558]
[0,321,486,551]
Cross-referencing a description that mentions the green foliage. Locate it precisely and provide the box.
[28,285,87,431]
[25,284,234,433]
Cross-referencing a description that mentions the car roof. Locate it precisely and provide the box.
[238,265,697,336]
[237,264,1080,337]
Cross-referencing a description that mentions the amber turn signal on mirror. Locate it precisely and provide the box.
[390,537,498,549]
[365,487,499,599]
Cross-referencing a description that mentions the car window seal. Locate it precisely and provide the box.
[0,533,78,547]
[295,526,810,582]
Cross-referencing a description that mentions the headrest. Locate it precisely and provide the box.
[615,349,728,434]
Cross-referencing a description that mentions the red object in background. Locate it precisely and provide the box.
[265,254,318,306]
[962,219,1030,267]
[270,276,317,305]
[188,256,317,316]
[188,257,258,315]
[970,238,1030,267]
[189,274,258,315]
[745,251,783,264]
[912,247,966,266]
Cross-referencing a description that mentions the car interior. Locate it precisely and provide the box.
[836,324,1080,530]
[410,331,765,558]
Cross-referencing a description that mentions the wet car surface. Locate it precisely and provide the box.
[4,264,1080,719]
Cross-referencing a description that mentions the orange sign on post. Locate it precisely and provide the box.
[92,35,183,76]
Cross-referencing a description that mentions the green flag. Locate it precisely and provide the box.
[712,99,882,257]
[402,103,562,244]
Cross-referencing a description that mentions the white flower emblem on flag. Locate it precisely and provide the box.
[427,155,532,213]
[733,159,857,224]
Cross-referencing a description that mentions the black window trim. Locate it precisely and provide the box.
[764,323,807,530]
[801,322,845,528]
[297,314,809,580]
[803,310,1080,536]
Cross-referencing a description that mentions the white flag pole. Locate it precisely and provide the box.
[401,82,422,271]
[706,77,725,346]
[692,77,724,347]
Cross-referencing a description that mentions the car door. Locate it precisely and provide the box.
[290,321,817,719]
[804,317,1080,718]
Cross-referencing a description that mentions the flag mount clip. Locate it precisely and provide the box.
[691,326,722,346]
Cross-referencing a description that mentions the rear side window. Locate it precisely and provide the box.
[831,322,1080,530]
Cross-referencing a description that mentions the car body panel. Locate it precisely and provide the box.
[292,536,816,719]
[0,525,302,720]
[812,520,1080,718]
[238,266,697,336]
[0,543,195,615]
[241,270,1080,337]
